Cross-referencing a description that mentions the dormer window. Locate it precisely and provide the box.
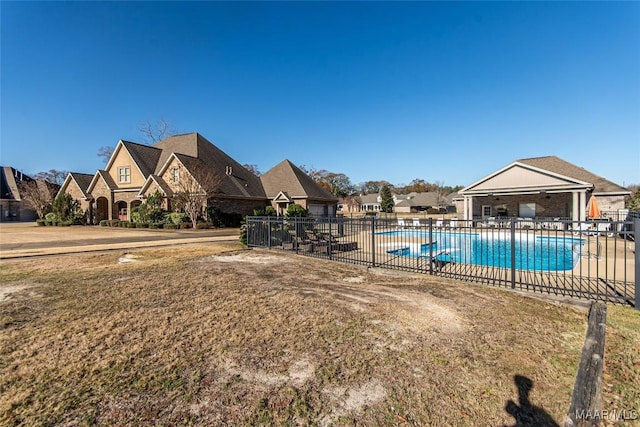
[172,167,180,184]
[118,167,131,184]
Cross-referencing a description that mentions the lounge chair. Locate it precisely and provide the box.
[595,221,614,237]
[572,223,592,235]
[397,218,407,229]
[448,218,458,228]
[434,218,444,228]
[412,218,421,227]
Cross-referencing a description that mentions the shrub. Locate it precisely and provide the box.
[108,220,120,227]
[196,221,210,229]
[148,208,165,223]
[149,222,163,229]
[164,223,178,230]
[36,219,45,226]
[45,212,59,222]
[99,220,108,227]
[135,222,149,228]
[127,222,137,228]
[120,221,130,228]
[285,203,309,217]
[169,212,188,225]
[58,220,72,227]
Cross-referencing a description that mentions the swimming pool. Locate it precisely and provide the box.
[378,230,585,271]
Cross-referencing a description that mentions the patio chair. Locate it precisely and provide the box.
[434,218,444,228]
[448,218,458,228]
[595,221,614,237]
[397,218,407,229]
[572,223,593,235]
[412,218,421,227]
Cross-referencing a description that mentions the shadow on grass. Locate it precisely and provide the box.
[503,375,560,427]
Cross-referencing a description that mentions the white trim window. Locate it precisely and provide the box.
[172,167,180,184]
[482,205,492,218]
[118,166,131,184]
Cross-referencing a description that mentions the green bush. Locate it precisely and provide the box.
[45,212,59,222]
[196,221,210,229]
[99,220,108,227]
[36,219,45,226]
[136,222,149,228]
[127,222,137,228]
[120,221,130,228]
[149,222,163,229]
[285,203,309,217]
[108,220,120,227]
[164,223,178,230]
[58,220,72,227]
[169,212,189,225]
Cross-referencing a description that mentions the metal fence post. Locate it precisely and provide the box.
[267,216,271,249]
[371,216,376,267]
[328,216,332,260]
[635,219,639,310]
[510,220,516,289]
[428,218,433,275]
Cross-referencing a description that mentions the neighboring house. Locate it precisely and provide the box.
[59,133,337,222]
[1,166,61,222]
[354,192,451,213]
[58,172,95,223]
[359,194,381,212]
[457,156,631,222]
[0,166,36,221]
[260,159,338,216]
[393,192,444,213]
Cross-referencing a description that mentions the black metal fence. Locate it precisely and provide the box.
[246,216,639,308]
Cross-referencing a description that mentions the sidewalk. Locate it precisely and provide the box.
[0,223,240,259]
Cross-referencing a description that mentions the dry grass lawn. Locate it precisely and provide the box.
[0,243,637,426]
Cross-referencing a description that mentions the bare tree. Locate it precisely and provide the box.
[243,164,261,176]
[170,160,221,229]
[97,146,115,165]
[18,179,58,219]
[137,119,177,144]
[97,119,178,164]
[34,169,69,186]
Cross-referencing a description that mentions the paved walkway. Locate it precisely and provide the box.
[0,222,240,259]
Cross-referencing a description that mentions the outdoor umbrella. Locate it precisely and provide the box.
[587,196,601,219]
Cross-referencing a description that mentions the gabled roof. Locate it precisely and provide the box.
[121,141,162,178]
[153,133,266,199]
[64,172,94,199]
[517,156,630,195]
[359,194,380,204]
[87,170,118,193]
[408,192,441,206]
[138,174,174,198]
[459,156,629,195]
[260,159,338,202]
[1,166,31,200]
[104,140,162,180]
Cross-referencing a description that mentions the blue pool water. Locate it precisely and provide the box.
[378,230,584,271]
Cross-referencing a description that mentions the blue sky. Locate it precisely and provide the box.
[1,1,639,189]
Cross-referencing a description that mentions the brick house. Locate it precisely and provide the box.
[457,156,630,222]
[58,133,337,222]
[260,159,338,216]
[0,166,37,221]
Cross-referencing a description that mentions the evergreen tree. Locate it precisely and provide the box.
[380,185,394,213]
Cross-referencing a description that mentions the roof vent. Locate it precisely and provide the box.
[225,166,233,176]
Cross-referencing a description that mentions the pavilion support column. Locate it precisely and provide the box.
[572,191,580,226]
[579,191,586,222]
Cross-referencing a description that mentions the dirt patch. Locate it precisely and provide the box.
[0,284,31,303]
[0,246,594,426]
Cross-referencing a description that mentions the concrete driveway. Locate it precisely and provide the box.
[0,222,240,259]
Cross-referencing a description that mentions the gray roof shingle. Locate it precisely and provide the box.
[517,156,629,194]
[261,160,338,202]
